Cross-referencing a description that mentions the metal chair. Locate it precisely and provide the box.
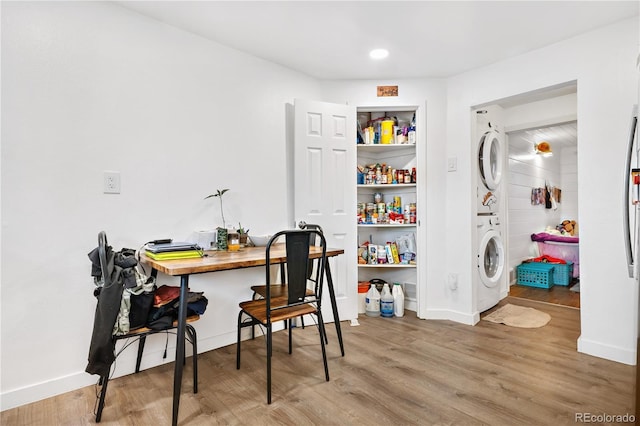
[250,223,324,331]
[250,224,323,299]
[89,231,199,422]
[236,229,329,404]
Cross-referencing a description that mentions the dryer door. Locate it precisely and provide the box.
[478,130,503,190]
[478,229,505,288]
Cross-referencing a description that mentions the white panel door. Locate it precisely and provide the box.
[294,99,357,321]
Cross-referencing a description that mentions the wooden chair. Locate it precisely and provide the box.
[236,229,329,404]
[91,231,199,422]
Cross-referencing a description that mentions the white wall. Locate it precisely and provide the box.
[445,17,639,363]
[1,2,321,410]
[503,91,578,132]
[560,145,579,222]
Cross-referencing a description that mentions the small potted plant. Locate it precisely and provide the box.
[204,188,229,250]
[237,223,250,246]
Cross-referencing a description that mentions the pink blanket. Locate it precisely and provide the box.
[530,232,579,244]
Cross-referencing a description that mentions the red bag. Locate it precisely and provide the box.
[530,255,566,264]
[153,285,181,307]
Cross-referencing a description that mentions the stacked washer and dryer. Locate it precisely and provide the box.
[475,109,508,313]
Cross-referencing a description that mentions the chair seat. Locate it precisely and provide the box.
[240,299,317,325]
[119,315,200,338]
[251,284,314,299]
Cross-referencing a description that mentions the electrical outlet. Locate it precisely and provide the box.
[103,171,121,194]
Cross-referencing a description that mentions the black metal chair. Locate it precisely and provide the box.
[236,229,329,404]
[91,231,199,422]
[250,224,323,299]
[250,223,325,332]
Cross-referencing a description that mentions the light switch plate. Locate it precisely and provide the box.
[447,157,458,172]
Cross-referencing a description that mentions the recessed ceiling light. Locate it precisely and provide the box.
[369,49,389,60]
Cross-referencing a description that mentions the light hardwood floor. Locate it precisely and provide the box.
[509,281,581,309]
[2,297,634,425]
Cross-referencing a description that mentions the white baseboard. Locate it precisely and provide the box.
[0,328,271,412]
[405,298,417,312]
[577,335,637,366]
[423,308,477,325]
[1,371,96,412]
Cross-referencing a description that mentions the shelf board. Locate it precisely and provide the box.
[357,183,416,189]
[358,264,416,268]
[357,224,416,228]
[357,144,416,151]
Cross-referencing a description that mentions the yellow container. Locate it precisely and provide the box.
[380,120,394,144]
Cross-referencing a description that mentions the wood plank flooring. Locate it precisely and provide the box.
[2,297,633,425]
[509,281,580,309]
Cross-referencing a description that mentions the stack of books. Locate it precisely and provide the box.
[145,242,203,260]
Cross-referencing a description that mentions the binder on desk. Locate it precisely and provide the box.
[145,250,203,261]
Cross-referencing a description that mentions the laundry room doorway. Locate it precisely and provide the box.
[502,84,580,309]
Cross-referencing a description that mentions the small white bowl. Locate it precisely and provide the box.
[249,235,272,247]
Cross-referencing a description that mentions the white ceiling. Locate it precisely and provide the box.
[116,1,639,80]
[509,121,578,152]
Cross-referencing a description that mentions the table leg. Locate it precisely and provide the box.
[324,259,345,356]
[172,274,189,426]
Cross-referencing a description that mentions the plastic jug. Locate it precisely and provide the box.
[380,119,395,144]
[365,284,381,317]
[357,282,370,314]
[380,283,394,318]
[392,283,405,317]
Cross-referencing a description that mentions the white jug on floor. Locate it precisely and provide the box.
[392,283,405,317]
[365,284,381,317]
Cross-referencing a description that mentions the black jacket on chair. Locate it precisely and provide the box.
[86,245,124,377]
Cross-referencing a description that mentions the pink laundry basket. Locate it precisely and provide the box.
[536,241,580,277]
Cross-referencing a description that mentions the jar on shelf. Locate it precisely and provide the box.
[227,230,240,252]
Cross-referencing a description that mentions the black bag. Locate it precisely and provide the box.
[146,292,209,330]
[129,291,155,330]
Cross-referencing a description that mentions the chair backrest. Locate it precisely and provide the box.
[265,229,327,308]
[300,223,324,281]
[98,231,113,287]
[86,231,121,377]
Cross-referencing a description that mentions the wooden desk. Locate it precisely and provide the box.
[140,244,345,426]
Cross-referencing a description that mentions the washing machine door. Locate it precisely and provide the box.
[478,130,503,190]
[478,229,505,288]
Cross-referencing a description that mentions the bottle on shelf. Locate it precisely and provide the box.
[408,126,416,144]
[380,283,394,318]
[392,283,405,317]
[365,284,381,317]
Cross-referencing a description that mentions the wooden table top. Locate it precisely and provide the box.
[140,243,344,276]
